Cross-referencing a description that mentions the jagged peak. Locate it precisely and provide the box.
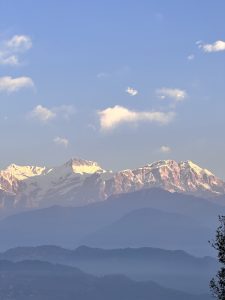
[154,159,177,165]
[137,159,216,178]
[67,158,100,166]
[5,163,45,170]
[179,160,214,176]
[142,160,178,169]
[64,158,104,174]
[0,159,217,179]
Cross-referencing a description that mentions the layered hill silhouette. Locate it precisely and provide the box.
[0,260,213,300]
[0,245,217,294]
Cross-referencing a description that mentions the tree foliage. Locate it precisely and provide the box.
[210,216,225,299]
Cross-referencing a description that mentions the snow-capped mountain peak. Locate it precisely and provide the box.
[179,160,214,176]
[64,158,104,174]
[3,164,50,180]
[0,164,50,195]
[0,158,225,215]
[105,159,225,198]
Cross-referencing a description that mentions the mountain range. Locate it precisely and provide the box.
[0,158,225,216]
[0,159,222,298]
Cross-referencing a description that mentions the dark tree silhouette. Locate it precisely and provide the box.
[210,215,225,299]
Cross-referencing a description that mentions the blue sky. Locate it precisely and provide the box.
[0,0,225,178]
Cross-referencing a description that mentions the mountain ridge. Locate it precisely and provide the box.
[0,158,224,215]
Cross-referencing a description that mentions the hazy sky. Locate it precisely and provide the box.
[0,0,225,178]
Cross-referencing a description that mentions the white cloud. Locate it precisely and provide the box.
[53,137,69,147]
[30,105,56,123]
[0,35,32,66]
[187,54,195,61]
[156,87,187,102]
[6,35,32,52]
[98,105,175,130]
[126,87,138,96]
[160,145,171,153]
[198,40,225,53]
[0,76,34,93]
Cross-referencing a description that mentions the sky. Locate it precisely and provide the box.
[0,0,225,178]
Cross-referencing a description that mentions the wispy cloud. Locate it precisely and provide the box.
[126,87,138,96]
[160,145,171,153]
[53,136,69,147]
[53,105,75,120]
[156,87,187,102]
[198,40,225,53]
[187,54,195,61]
[6,35,32,52]
[0,35,32,66]
[88,123,97,131]
[98,105,175,130]
[29,104,75,123]
[0,76,34,93]
[0,54,19,66]
[97,72,110,79]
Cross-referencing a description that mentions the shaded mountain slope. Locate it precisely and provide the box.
[0,188,223,255]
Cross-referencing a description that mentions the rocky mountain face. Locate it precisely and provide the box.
[0,158,224,214]
[104,160,225,198]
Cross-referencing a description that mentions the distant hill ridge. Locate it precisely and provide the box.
[0,244,216,265]
[0,259,213,300]
[0,245,217,295]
